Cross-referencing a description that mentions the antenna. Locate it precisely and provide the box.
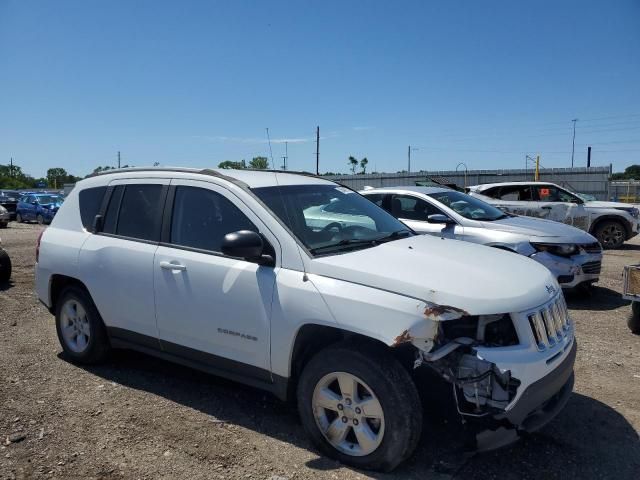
[266,128,274,168]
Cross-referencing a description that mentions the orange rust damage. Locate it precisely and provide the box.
[423,304,469,319]
[392,329,413,347]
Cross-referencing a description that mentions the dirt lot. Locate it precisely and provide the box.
[1,223,639,480]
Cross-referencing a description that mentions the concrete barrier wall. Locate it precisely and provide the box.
[324,166,613,200]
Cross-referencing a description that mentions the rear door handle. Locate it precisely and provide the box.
[541,206,552,210]
[160,261,187,271]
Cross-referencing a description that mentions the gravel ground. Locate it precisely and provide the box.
[1,222,639,480]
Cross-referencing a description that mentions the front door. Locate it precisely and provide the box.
[153,180,278,381]
[390,194,462,239]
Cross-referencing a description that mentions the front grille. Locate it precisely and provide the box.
[581,242,602,254]
[582,261,602,274]
[527,294,571,351]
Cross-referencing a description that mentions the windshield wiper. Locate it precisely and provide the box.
[374,230,412,242]
[309,238,382,254]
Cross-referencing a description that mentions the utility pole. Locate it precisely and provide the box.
[535,155,540,181]
[281,141,288,170]
[408,146,418,173]
[117,151,121,169]
[266,128,274,168]
[316,126,320,175]
[587,146,592,168]
[9,157,13,177]
[571,119,578,167]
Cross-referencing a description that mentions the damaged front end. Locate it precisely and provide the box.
[395,301,576,451]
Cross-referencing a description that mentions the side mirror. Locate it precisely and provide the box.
[428,214,456,225]
[92,214,104,233]
[221,230,274,265]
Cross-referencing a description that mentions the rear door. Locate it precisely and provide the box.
[153,179,278,379]
[78,179,169,342]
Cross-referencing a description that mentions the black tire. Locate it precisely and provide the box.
[0,249,11,283]
[15,213,23,223]
[297,341,422,472]
[594,220,626,249]
[36,214,44,225]
[0,222,7,229]
[628,302,640,335]
[55,286,110,364]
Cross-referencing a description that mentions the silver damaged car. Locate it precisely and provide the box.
[359,186,602,289]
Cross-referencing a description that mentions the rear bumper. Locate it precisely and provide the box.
[474,340,577,451]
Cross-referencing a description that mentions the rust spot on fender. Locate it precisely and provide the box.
[392,329,413,346]
[424,304,469,320]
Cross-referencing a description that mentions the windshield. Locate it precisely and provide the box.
[428,190,506,221]
[36,195,63,205]
[252,184,412,255]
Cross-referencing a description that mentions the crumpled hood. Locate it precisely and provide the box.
[308,235,558,315]
[480,215,596,243]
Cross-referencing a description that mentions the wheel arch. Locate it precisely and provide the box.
[286,323,416,401]
[49,274,92,314]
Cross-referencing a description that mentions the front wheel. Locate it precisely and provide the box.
[15,213,23,223]
[629,302,640,334]
[36,214,45,225]
[297,342,422,472]
[594,220,626,249]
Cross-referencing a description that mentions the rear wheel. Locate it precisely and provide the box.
[36,214,44,225]
[0,249,11,283]
[594,220,625,249]
[297,342,422,472]
[628,302,640,334]
[55,287,110,364]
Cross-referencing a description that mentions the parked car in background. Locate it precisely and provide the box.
[16,193,64,224]
[0,205,9,228]
[0,190,21,220]
[360,186,602,290]
[35,167,576,471]
[0,239,11,283]
[467,181,639,249]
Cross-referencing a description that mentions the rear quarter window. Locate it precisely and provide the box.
[79,186,107,229]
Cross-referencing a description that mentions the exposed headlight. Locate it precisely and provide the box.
[0,205,7,214]
[532,243,578,256]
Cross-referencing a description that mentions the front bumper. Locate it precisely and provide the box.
[530,250,602,289]
[473,340,576,451]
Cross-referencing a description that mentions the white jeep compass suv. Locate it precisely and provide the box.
[35,168,576,472]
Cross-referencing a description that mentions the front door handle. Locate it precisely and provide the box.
[160,261,187,271]
[541,206,552,210]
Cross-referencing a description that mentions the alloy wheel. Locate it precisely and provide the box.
[312,372,385,457]
[59,299,91,353]
[599,224,624,248]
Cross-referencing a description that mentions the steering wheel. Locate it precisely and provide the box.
[321,222,343,233]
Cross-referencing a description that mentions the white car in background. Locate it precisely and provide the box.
[360,186,602,290]
[467,181,639,249]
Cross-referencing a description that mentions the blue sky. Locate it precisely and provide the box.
[1,0,639,178]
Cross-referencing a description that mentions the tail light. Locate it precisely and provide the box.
[36,229,45,262]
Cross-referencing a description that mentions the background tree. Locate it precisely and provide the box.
[249,156,269,169]
[360,157,368,174]
[348,156,358,174]
[218,160,246,169]
[610,164,640,180]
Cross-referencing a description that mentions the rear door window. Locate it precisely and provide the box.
[496,185,534,201]
[102,184,165,242]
